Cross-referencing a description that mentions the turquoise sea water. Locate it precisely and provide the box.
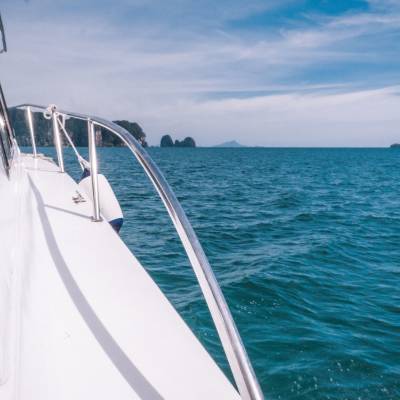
[39,147,400,399]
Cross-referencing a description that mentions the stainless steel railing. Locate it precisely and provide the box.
[13,103,264,400]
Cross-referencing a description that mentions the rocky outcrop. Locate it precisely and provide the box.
[160,134,174,147]
[174,137,196,147]
[160,134,196,147]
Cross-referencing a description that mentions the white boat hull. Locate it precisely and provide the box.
[0,153,240,399]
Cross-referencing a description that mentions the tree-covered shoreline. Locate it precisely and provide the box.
[9,108,148,147]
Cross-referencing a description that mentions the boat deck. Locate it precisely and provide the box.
[0,153,239,399]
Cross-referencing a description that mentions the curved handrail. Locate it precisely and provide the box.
[12,103,264,400]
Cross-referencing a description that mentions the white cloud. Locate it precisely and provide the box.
[1,0,400,146]
[136,87,400,147]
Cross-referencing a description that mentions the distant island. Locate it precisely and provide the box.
[9,108,148,147]
[160,134,196,148]
[215,140,245,148]
[390,143,400,148]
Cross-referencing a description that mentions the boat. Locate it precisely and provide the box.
[0,12,264,400]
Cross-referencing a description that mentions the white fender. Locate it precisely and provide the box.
[78,174,123,230]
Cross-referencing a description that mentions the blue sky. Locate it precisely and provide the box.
[1,0,400,146]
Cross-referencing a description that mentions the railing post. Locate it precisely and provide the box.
[88,119,102,222]
[26,106,37,157]
[51,109,64,172]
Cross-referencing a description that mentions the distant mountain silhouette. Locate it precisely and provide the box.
[215,140,245,148]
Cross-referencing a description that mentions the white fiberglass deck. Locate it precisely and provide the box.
[0,153,240,400]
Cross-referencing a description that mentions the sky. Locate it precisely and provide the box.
[1,0,400,146]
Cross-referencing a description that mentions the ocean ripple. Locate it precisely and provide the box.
[42,146,400,399]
